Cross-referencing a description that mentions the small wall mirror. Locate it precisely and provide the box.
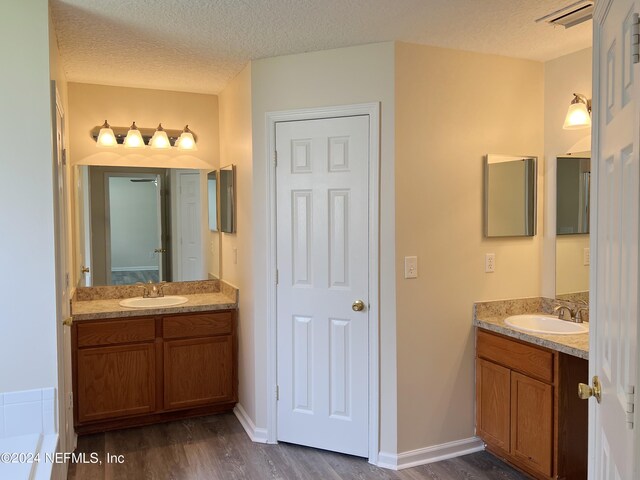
[484,154,537,237]
[556,155,590,235]
[207,170,218,232]
[220,164,236,234]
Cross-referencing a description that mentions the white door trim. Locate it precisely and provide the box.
[265,103,380,464]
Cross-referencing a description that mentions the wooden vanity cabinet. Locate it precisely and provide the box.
[475,329,588,480]
[72,309,237,434]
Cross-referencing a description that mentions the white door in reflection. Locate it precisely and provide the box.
[107,174,163,285]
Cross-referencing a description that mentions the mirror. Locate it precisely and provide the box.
[555,153,590,302]
[208,170,218,232]
[220,164,236,234]
[484,154,537,237]
[75,165,220,286]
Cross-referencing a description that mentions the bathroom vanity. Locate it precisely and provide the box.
[70,280,238,434]
[474,298,589,480]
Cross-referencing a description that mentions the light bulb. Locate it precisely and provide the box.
[96,120,117,147]
[150,123,171,149]
[124,122,144,148]
[563,94,591,130]
[176,125,197,150]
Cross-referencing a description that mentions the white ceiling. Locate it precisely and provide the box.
[50,0,592,95]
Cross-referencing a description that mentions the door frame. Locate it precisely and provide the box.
[265,103,381,463]
[590,0,640,474]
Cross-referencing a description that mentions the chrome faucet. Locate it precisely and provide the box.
[554,304,575,322]
[136,281,166,298]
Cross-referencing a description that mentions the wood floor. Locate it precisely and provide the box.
[67,413,529,480]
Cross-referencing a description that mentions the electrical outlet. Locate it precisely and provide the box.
[485,253,496,273]
[404,256,418,279]
[584,247,590,266]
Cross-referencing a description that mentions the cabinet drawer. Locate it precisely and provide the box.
[477,330,554,383]
[77,317,156,347]
[163,311,232,339]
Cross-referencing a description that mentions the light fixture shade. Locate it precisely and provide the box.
[124,121,145,148]
[563,93,592,130]
[563,102,591,129]
[150,123,171,149]
[176,125,197,151]
[96,120,117,147]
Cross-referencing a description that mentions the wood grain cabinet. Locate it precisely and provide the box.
[72,309,237,434]
[476,329,588,480]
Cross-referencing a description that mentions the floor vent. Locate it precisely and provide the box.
[535,1,594,29]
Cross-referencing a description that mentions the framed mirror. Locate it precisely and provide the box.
[220,164,236,234]
[556,155,590,235]
[484,154,537,237]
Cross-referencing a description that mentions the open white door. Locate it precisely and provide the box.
[176,171,203,281]
[590,1,639,478]
[52,84,76,471]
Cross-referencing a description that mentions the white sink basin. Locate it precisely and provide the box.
[504,314,589,335]
[119,296,189,308]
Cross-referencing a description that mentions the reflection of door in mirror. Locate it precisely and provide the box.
[555,154,590,302]
[89,167,168,285]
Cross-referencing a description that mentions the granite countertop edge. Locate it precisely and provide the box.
[72,293,237,322]
[473,316,589,360]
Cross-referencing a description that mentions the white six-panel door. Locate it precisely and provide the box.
[276,115,370,457]
[591,1,638,478]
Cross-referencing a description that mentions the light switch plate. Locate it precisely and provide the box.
[404,256,418,279]
[584,247,590,266]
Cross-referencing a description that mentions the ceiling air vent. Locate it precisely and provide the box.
[535,1,594,29]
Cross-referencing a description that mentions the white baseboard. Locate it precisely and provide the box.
[377,436,484,470]
[233,404,268,444]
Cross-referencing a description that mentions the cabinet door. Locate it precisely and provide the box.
[77,343,156,423]
[164,336,234,410]
[476,358,511,451]
[510,371,553,477]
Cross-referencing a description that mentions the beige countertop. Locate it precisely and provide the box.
[473,297,589,360]
[71,280,238,321]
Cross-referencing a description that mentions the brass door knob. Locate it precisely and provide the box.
[352,300,365,312]
[81,266,90,273]
[62,317,73,327]
[578,376,601,403]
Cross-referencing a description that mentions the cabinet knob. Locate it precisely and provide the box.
[578,376,601,403]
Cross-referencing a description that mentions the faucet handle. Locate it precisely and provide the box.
[554,304,575,321]
[576,307,589,323]
[135,282,150,298]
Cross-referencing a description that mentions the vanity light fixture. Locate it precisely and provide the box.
[175,125,197,151]
[91,123,198,148]
[123,122,144,148]
[149,123,171,149]
[563,93,592,130]
[96,120,117,147]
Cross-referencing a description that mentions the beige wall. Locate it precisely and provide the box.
[556,235,590,294]
[249,42,397,452]
[67,83,220,170]
[0,0,59,392]
[542,48,592,297]
[218,64,255,420]
[395,42,544,452]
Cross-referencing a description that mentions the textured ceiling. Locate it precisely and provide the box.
[50,0,592,95]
